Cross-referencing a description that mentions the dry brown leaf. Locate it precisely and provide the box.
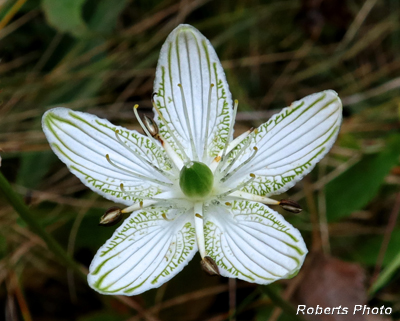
[294,255,367,321]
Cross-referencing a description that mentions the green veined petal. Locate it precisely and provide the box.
[204,200,307,283]
[153,24,233,163]
[88,207,197,295]
[224,90,342,196]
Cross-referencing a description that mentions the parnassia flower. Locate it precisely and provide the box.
[42,24,342,296]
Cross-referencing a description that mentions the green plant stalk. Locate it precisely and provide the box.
[369,251,400,295]
[260,286,307,321]
[0,171,86,280]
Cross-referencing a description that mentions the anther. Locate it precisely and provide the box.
[99,206,123,226]
[119,183,131,196]
[279,199,302,213]
[225,202,231,206]
[200,256,220,276]
[195,213,203,219]
[162,213,174,221]
[143,115,159,138]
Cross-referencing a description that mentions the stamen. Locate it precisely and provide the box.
[114,129,174,181]
[221,146,258,182]
[216,137,252,179]
[158,134,184,169]
[120,190,188,214]
[132,105,180,172]
[105,154,172,187]
[209,127,254,172]
[194,202,206,259]
[229,190,280,205]
[121,200,159,214]
[202,83,214,162]
[152,98,191,163]
[217,174,256,199]
[177,84,199,161]
[133,105,154,141]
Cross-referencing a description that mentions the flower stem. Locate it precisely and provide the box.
[260,286,307,321]
[0,171,86,280]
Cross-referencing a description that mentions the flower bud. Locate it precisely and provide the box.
[99,206,122,226]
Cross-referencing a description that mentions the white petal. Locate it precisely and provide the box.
[153,24,233,162]
[88,207,197,295]
[204,201,307,283]
[42,108,176,205]
[224,90,342,196]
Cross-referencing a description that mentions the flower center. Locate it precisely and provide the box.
[179,161,214,200]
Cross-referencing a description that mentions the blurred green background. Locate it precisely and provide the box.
[1,0,400,320]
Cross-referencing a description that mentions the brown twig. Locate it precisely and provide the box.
[126,284,232,321]
[229,278,237,321]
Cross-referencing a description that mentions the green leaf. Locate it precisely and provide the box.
[16,151,56,189]
[326,135,400,222]
[355,229,400,267]
[85,0,129,34]
[42,0,88,37]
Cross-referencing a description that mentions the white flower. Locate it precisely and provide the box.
[42,24,342,296]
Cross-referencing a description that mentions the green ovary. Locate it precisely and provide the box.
[179,161,214,199]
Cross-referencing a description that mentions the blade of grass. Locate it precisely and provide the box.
[369,192,400,296]
[0,0,28,30]
[0,171,86,280]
